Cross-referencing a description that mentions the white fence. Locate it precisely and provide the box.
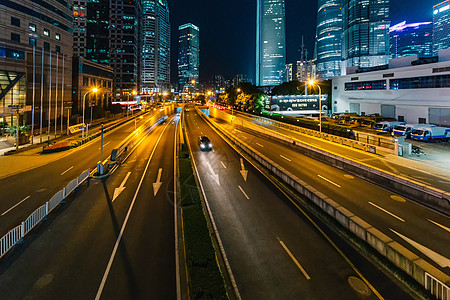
[0,169,90,259]
[426,273,450,300]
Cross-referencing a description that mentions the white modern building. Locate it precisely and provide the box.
[332,50,450,127]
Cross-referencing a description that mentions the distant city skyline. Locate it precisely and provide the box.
[169,0,434,83]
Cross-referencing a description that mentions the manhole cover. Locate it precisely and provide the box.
[344,174,355,179]
[390,195,406,202]
[33,274,54,290]
[348,276,371,296]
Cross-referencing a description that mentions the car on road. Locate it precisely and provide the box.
[198,136,212,151]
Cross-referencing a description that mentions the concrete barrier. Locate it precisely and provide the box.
[197,107,450,299]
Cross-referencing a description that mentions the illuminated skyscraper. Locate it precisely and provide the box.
[390,21,433,58]
[141,0,171,93]
[314,0,343,79]
[178,23,199,92]
[341,0,390,74]
[256,0,286,86]
[433,0,450,52]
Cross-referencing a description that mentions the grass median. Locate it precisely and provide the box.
[179,144,228,299]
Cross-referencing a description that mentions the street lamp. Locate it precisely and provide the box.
[308,80,322,134]
[83,87,98,140]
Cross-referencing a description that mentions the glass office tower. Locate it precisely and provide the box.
[141,0,171,93]
[178,23,199,92]
[341,0,390,73]
[433,0,450,53]
[390,21,433,58]
[314,0,343,79]
[256,0,286,86]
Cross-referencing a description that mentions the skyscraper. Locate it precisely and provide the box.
[390,21,433,59]
[85,0,110,64]
[341,0,390,74]
[141,0,171,93]
[256,0,286,86]
[433,0,450,53]
[178,23,199,92]
[314,0,343,79]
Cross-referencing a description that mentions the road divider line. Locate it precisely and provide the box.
[317,175,341,188]
[95,118,171,300]
[221,161,227,169]
[369,202,405,222]
[278,239,311,280]
[98,141,111,150]
[238,185,250,200]
[1,196,30,216]
[241,135,248,139]
[256,143,264,147]
[428,219,450,233]
[60,166,74,176]
[280,155,292,162]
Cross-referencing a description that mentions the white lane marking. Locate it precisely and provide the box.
[390,229,450,268]
[221,161,227,169]
[173,119,181,299]
[98,141,111,150]
[61,166,74,176]
[369,202,405,222]
[317,175,341,188]
[256,143,264,148]
[241,135,248,139]
[278,239,311,280]
[205,161,220,186]
[95,119,171,300]
[1,196,30,216]
[238,185,250,200]
[280,155,292,162]
[428,219,450,233]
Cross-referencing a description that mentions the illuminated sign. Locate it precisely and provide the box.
[270,95,328,112]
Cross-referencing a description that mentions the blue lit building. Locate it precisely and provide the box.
[256,0,286,86]
[341,0,390,74]
[433,0,450,53]
[178,23,199,92]
[390,21,433,59]
[314,0,343,79]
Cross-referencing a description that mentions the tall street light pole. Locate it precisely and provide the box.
[82,87,97,140]
[308,80,322,134]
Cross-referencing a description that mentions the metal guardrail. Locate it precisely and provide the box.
[0,169,90,259]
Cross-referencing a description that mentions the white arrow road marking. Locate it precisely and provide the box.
[61,166,74,176]
[153,168,163,196]
[428,219,450,233]
[1,196,30,216]
[238,185,250,200]
[390,229,450,268]
[205,162,220,186]
[113,172,131,202]
[369,202,405,222]
[240,158,248,181]
[317,175,341,188]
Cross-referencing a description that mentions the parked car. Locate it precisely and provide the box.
[198,136,212,151]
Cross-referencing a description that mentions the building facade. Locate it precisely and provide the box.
[296,60,315,82]
[285,63,293,82]
[1,0,73,135]
[390,21,433,59]
[178,23,199,92]
[141,0,170,94]
[341,0,390,74]
[256,0,286,86]
[314,0,343,79]
[332,51,450,126]
[433,0,450,53]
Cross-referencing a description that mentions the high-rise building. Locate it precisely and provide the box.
[285,63,294,82]
[256,0,286,86]
[1,0,73,135]
[390,21,433,59]
[141,0,170,94]
[314,0,343,79]
[433,0,450,53]
[178,23,199,92]
[86,0,109,64]
[341,0,390,74]
[296,60,316,82]
[110,0,140,98]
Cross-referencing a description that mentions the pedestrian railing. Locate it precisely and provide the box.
[0,168,90,259]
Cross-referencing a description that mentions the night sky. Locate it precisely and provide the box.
[169,0,435,84]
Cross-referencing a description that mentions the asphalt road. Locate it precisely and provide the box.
[233,111,450,192]
[209,114,450,276]
[0,111,158,237]
[0,116,178,299]
[184,108,413,299]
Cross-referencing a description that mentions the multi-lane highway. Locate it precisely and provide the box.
[204,109,450,276]
[0,116,179,299]
[184,107,413,299]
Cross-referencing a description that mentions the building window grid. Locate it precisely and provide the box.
[390,74,450,89]
[345,80,386,90]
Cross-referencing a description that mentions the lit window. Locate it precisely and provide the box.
[29,23,36,32]
[55,33,61,40]
[44,29,50,37]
